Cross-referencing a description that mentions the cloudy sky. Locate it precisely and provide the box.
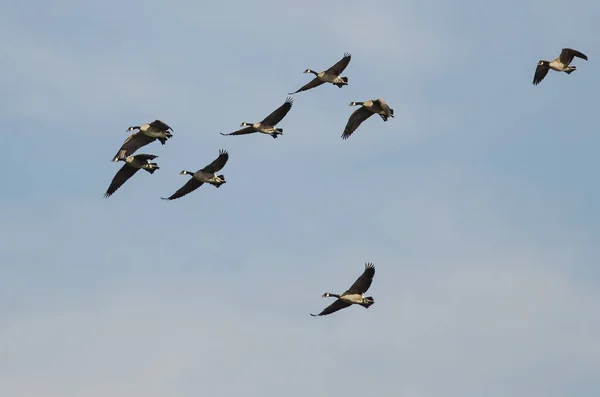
[1,1,599,396]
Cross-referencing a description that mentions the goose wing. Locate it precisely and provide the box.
[289,77,325,94]
[149,119,173,131]
[201,149,229,173]
[559,48,588,65]
[325,52,351,75]
[342,106,374,140]
[104,163,140,198]
[220,126,256,136]
[310,299,352,317]
[532,62,550,85]
[161,178,204,201]
[112,132,156,161]
[261,97,293,126]
[133,154,158,161]
[345,263,376,294]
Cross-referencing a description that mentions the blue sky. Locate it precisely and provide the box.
[1,0,599,396]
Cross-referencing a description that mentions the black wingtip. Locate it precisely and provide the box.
[220,132,228,136]
[160,197,171,201]
[310,313,318,317]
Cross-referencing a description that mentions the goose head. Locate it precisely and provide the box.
[180,170,194,176]
[304,69,318,76]
[321,292,340,298]
[349,101,364,106]
[126,126,141,132]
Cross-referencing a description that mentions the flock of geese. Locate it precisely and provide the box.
[102,47,587,317]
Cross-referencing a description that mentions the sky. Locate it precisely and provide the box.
[1,0,599,396]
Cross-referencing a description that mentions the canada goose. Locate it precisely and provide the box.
[533,48,588,85]
[161,149,229,201]
[220,97,293,139]
[311,262,376,317]
[289,53,351,94]
[112,120,173,162]
[342,98,394,140]
[128,119,174,140]
[104,154,159,198]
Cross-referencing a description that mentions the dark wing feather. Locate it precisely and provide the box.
[342,106,374,140]
[532,63,550,85]
[310,299,352,317]
[325,53,351,75]
[559,48,588,65]
[289,77,325,94]
[149,119,173,131]
[161,178,204,201]
[261,97,293,126]
[220,126,256,136]
[345,263,376,294]
[104,164,140,198]
[202,150,229,173]
[112,132,156,161]
[134,154,158,160]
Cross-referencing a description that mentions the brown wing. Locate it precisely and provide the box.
[325,52,351,75]
[220,126,256,136]
[104,164,140,198]
[345,263,375,295]
[201,149,229,173]
[342,106,374,140]
[149,119,173,131]
[112,132,156,161]
[559,48,588,65]
[261,97,293,126]
[161,178,204,201]
[310,299,352,317]
[532,62,550,85]
[288,77,325,94]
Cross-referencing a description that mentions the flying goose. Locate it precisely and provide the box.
[289,53,351,94]
[342,98,394,140]
[311,262,376,317]
[533,48,588,85]
[112,120,174,161]
[104,154,159,198]
[161,149,229,201]
[220,97,293,139]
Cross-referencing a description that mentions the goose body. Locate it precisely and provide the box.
[289,53,351,94]
[221,97,293,139]
[311,262,376,317]
[112,120,173,161]
[162,149,229,201]
[104,154,159,198]
[342,98,394,140]
[533,48,588,85]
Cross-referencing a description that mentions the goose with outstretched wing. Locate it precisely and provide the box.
[311,262,376,317]
[289,53,351,94]
[161,150,229,201]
